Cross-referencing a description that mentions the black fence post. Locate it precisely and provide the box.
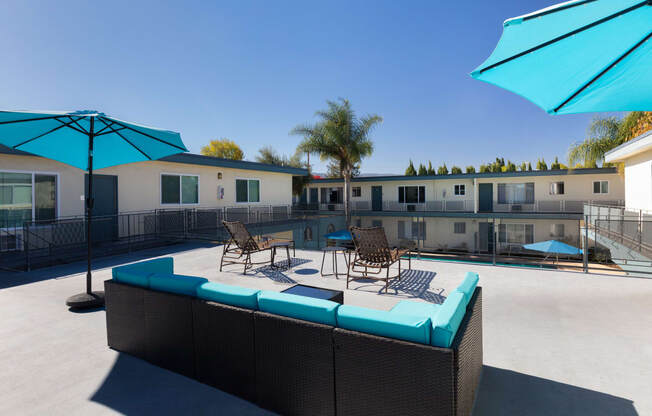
[25,222,30,271]
[583,215,589,273]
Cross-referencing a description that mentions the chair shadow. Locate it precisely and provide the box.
[348,268,446,304]
[473,366,638,416]
[91,353,272,415]
[250,257,312,284]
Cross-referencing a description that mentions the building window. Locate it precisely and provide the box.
[161,174,199,204]
[551,224,565,238]
[454,222,466,234]
[355,218,361,227]
[372,220,383,228]
[398,186,425,204]
[304,226,313,241]
[327,224,335,233]
[217,172,222,180]
[235,179,260,203]
[549,182,564,195]
[352,187,361,198]
[0,172,57,227]
[399,220,426,239]
[497,183,534,204]
[498,224,534,244]
[593,181,609,194]
[320,187,343,203]
[454,184,465,196]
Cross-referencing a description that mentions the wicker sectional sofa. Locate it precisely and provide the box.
[104,258,483,416]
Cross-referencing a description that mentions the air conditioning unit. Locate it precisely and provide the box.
[511,205,522,212]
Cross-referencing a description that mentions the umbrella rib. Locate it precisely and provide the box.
[51,116,87,136]
[12,118,82,149]
[67,116,89,134]
[95,126,126,136]
[99,116,186,152]
[554,30,652,113]
[97,119,152,160]
[477,0,650,74]
[0,114,67,125]
[521,0,597,21]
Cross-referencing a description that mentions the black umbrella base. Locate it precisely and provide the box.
[66,291,105,309]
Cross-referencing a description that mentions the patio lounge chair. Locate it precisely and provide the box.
[220,220,295,274]
[348,226,411,293]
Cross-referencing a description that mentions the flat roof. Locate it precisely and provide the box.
[310,167,618,183]
[0,145,308,175]
[605,130,652,163]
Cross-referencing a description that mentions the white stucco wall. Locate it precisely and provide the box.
[623,150,652,212]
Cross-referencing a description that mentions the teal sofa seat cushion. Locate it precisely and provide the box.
[113,269,151,288]
[455,272,479,305]
[196,282,260,310]
[112,257,175,288]
[257,291,339,326]
[337,305,431,345]
[431,292,466,348]
[390,300,441,320]
[149,273,208,296]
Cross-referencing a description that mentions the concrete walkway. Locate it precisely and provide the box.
[1,242,651,415]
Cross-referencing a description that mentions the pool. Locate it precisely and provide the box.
[406,253,557,269]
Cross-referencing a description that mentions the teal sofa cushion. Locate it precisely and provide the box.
[257,291,339,326]
[431,292,466,348]
[337,305,431,345]
[113,269,150,288]
[149,273,208,296]
[390,300,441,320]
[196,282,260,310]
[455,272,479,305]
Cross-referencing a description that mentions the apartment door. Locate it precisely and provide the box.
[85,174,118,243]
[478,183,493,212]
[309,188,318,206]
[299,189,307,205]
[479,222,494,253]
[372,186,383,211]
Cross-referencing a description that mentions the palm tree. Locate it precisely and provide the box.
[291,99,382,225]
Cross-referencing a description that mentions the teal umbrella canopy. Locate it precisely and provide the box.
[0,110,187,170]
[471,0,652,114]
[523,240,583,255]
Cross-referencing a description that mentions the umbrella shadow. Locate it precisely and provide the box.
[250,258,311,284]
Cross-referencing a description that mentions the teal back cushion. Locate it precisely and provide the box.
[455,272,479,305]
[149,273,208,296]
[390,300,441,320]
[431,291,466,348]
[257,291,339,326]
[196,282,260,310]
[112,257,174,279]
[337,305,431,345]
[113,269,150,288]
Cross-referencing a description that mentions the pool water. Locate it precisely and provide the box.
[406,254,557,269]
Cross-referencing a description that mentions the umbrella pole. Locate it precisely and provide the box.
[66,116,104,309]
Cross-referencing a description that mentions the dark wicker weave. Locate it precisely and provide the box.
[143,290,196,378]
[333,287,483,416]
[104,280,147,360]
[220,220,295,274]
[348,226,411,292]
[192,299,256,402]
[254,311,336,416]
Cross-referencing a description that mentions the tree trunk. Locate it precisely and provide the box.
[343,171,352,227]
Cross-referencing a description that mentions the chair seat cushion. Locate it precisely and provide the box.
[149,273,208,296]
[196,282,260,310]
[455,272,479,305]
[337,305,431,345]
[257,291,339,326]
[113,269,151,288]
[431,291,466,348]
[390,300,441,320]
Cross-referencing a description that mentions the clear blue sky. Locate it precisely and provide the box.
[0,0,615,174]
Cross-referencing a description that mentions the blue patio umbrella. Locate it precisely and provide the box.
[0,110,187,308]
[523,240,583,263]
[471,0,652,114]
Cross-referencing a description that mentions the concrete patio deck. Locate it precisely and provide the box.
[1,242,651,415]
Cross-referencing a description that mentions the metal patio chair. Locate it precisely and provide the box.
[347,226,411,293]
[220,220,295,274]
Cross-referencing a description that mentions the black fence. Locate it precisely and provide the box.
[0,205,311,272]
